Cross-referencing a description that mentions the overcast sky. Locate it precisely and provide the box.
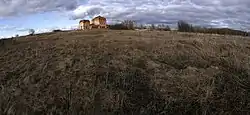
[0,0,250,38]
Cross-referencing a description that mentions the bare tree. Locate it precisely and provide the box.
[122,20,135,30]
[151,24,155,30]
[177,20,194,32]
[164,25,171,31]
[29,29,35,35]
[137,24,147,29]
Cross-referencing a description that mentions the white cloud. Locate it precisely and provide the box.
[0,25,17,31]
[71,0,250,30]
[36,24,79,33]
[0,23,79,38]
[24,24,79,34]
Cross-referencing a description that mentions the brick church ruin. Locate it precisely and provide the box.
[79,16,107,30]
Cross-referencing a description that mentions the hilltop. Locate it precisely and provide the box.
[0,30,250,114]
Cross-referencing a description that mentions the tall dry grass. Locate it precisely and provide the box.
[0,30,249,115]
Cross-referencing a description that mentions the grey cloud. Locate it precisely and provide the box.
[0,0,78,17]
[72,0,250,30]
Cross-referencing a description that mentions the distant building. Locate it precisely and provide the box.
[91,16,107,29]
[79,16,107,30]
[79,20,91,30]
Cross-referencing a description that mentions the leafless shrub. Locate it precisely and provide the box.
[28,29,35,35]
[121,20,135,30]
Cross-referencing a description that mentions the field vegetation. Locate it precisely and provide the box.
[0,28,250,114]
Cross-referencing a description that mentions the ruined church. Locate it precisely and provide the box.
[79,16,107,30]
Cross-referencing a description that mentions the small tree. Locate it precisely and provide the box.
[177,20,194,32]
[15,34,19,37]
[151,24,155,30]
[139,24,145,29]
[28,29,35,35]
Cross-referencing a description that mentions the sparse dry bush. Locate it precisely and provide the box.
[109,20,136,30]
[28,29,35,35]
[122,20,135,30]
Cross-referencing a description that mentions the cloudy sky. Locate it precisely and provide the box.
[0,0,250,38]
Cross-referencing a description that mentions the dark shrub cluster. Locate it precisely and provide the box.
[178,20,194,32]
[156,24,171,31]
[109,20,172,31]
[109,20,135,30]
[177,20,249,36]
[53,29,63,32]
[108,24,129,30]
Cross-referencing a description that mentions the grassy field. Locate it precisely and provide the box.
[0,30,250,115]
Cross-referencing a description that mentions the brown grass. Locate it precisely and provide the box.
[0,30,250,115]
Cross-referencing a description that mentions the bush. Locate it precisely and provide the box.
[108,24,128,30]
[177,20,194,32]
[28,29,35,35]
[122,20,135,30]
[138,24,146,29]
[163,25,171,31]
[109,20,136,30]
[53,29,62,32]
[155,24,171,31]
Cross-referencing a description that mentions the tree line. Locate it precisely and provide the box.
[109,20,249,36]
[108,20,171,31]
[177,20,249,36]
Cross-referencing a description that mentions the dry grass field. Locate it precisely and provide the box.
[0,30,250,115]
